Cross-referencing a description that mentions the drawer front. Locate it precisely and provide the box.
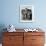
[32,36,45,44]
[32,44,44,46]
[3,36,23,46]
[24,32,44,36]
[3,32,24,46]
[24,36,45,46]
[3,36,23,44]
[3,32,23,36]
[3,43,23,46]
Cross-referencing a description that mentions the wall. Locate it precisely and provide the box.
[0,0,46,43]
[0,0,46,29]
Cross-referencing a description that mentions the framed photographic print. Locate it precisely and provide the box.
[20,5,35,22]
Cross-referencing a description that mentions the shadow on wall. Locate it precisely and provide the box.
[0,24,7,43]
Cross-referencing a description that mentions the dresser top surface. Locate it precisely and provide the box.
[3,29,45,33]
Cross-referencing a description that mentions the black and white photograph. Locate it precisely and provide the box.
[20,5,34,22]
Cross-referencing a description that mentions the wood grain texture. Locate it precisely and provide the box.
[2,30,45,46]
[24,32,45,46]
[2,32,23,46]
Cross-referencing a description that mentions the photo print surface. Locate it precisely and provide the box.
[21,8,32,20]
[20,5,34,22]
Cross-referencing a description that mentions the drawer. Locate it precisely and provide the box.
[3,35,23,44]
[32,44,44,46]
[32,36,45,44]
[3,32,23,36]
[3,44,15,46]
[3,35,23,46]
[24,32,44,36]
[3,43,23,46]
[3,36,23,41]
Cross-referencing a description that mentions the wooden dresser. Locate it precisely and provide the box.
[2,29,45,46]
